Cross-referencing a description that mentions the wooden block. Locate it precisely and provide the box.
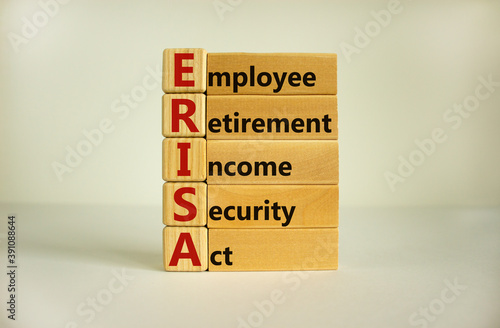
[207,53,336,95]
[163,226,208,271]
[206,140,338,184]
[162,48,207,93]
[163,182,207,226]
[163,138,206,181]
[206,95,337,140]
[163,94,206,137]
[208,228,338,271]
[208,185,338,228]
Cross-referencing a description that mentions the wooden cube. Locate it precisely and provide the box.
[163,48,207,93]
[206,140,338,184]
[163,138,206,181]
[207,53,336,95]
[208,228,338,271]
[164,226,208,271]
[207,184,338,228]
[163,182,207,226]
[163,93,206,137]
[206,95,337,140]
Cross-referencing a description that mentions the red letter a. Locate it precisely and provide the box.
[169,233,201,266]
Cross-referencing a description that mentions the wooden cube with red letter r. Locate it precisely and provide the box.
[162,93,205,137]
[163,227,208,271]
[162,48,207,93]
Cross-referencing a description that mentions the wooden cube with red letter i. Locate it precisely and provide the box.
[162,138,206,182]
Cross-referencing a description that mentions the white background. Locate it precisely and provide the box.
[1,0,499,207]
[0,1,499,328]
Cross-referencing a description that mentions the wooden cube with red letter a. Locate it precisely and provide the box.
[163,227,208,272]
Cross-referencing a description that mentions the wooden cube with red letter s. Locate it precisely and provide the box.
[163,182,207,227]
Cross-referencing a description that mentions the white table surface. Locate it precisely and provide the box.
[0,204,499,328]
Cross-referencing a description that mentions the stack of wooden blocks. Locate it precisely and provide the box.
[162,48,338,271]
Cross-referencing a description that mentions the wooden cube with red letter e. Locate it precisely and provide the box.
[162,48,207,93]
[163,227,208,272]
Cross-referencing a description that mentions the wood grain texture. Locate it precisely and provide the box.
[206,95,337,140]
[163,182,207,226]
[162,48,207,93]
[162,138,206,181]
[207,185,338,228]
[207,53,336,95]
[162,94,206,137]
[206,140,338,184]
[208,228,338,271]
[163,227,207,271]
